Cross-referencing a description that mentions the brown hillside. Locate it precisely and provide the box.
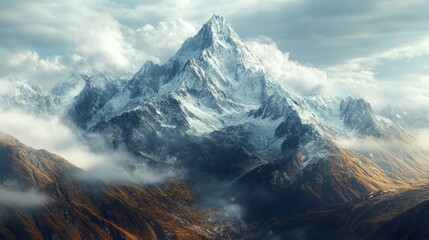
[0,132,218,240]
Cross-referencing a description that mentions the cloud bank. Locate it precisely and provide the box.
[0,182,48,208]
[416,128,429,149]
[247,36,429,109]
[246,37,327,95]
[0,0,198,90]
[0,110,172,184]
[0,0,427,112]
[0,0,427,97]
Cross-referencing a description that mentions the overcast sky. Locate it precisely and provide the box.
[0,0,428,108]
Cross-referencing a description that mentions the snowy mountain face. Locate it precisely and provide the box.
[89,16,328,166]
[76,15,429,220]
[50,73,86,108]
[340,97,381,136]
[90,15,288,132]
[67,71,131,129]
[0,78,61,116]
[89,16,345,172]
[0,70,131,120]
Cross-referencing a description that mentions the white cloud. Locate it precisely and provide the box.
[0,78,13,95]
[334,130,429,160]
[0,0,427,111]
[326,38,429,108]
[327,38,429,75]
[132,19,197,64]
[105,0,290,25]
[0,0,133,89]
[7,51,64,71]
[335,137,402,152]
[0,1,202,90]
[0,50,72,90]
[416,128,429,149]
[246,36,328,95]
[247,35,429,110]
[0,182,48,208]
[0,110,172,184]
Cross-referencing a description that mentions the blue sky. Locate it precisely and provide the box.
[0,0,428,108]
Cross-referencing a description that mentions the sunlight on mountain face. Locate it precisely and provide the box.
[0,2,428,239]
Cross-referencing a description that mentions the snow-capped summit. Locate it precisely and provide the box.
[89,16,357,179]
[86,15,406,159]
[89,14,291,132]
[171,14,249,67]
[202,14,235,40]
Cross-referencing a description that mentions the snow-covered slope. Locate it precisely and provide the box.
[0,69,132,120]
[0,78,60,115]
[50,73,86,108]
[87,15,423,173]
[66,71,132,128]
[90,15,302,133]
[304,96,406,138]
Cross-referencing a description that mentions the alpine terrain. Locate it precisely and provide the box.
[1,15,428,239]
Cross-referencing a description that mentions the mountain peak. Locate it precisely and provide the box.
[199,14,236,42]
[173,15,240,61]
[340,97,382,136]
[209,14,225,23]
[205,14,230,31]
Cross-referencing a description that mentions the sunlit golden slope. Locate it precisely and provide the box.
[337,130,429,184]
[0,132,217,240]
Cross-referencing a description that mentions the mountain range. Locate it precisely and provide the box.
[0,15,428,239]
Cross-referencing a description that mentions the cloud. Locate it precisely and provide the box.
[0,0,134,89]
[247,35,429,110]
[246,36,327,95]
[232,0,429,66]
[0,110,172,184]
[0,78,13,95]
[335,128,429,153]
[104,0,288,26]
[85,160,174,185]
[1,0,427,107]
[132,19,197,64]
[416,128,429,149]
[222,202,243,219]
[335,137,403,152]
[325,38,429,108]
[0,1,427,117]
[0,50,74,90]
[0,0,131,64]
[0,182,48,208]
[0,1,202,90]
